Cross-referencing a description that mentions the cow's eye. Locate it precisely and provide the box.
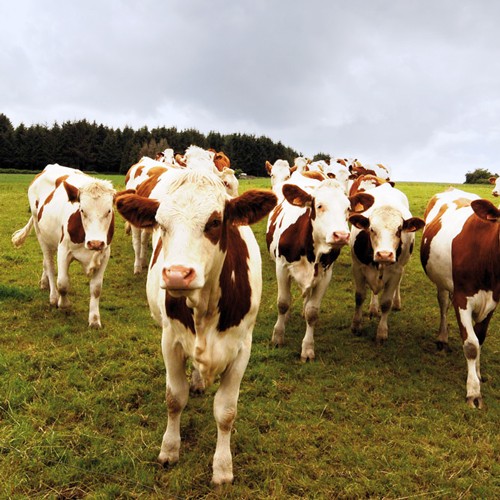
[205,219,221,231]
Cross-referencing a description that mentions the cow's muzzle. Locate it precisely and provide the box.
[374,250,395,263]
[329,231,350,247]
[162,265,196,290]
[87,240,105,251]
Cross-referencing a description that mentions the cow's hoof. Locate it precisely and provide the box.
[466,396,484,409]
[300,350,315,362]
[375,337,387,346]
[158,452,179,467]
[89,321,102,329]
[133,267,142,275]
[436,341,451,353]
[271,332,284,347]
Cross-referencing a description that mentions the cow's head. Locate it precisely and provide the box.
[489,176,500,197]
[64,179,116,251]
[266,159,291,187]
[350,206,425,263]
[115,170,277,300]
[282,179,374,252]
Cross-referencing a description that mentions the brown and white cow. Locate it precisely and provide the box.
[349,183,425,343]
[420,187,499,408]
[489,176,500,197]
[115,169,276,484]
[266,176,374,361]
[11,164,116,328]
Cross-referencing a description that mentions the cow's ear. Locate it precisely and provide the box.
[349,214,370,230]
[349,192,374,213]
[282,184,313,208]
[225,189,277,225]
[471,199,500,222]
[64,181,80,203]
[115,193,160,228]
[402,217,425,232]
[489,176,497,185]
[265,161,273,175]
[114,188,136,201]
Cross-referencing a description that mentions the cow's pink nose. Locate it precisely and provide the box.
[375,250,395,263]
[163,265,196,289]
[87,240,105,251]
[493,192,499,197]
[332,231,350,245]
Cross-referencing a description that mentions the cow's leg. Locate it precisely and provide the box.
[87,248,110,328]
[392,275,403,311]
[375,274,400,343]
[301,269,332,362]
[455,307,484,409]
[131,225,143,274]
[56,245,72,310]
[272,265,291,347]
[351,267,367,336]
[38,241,58,305]
[139,229,150,271]
[212,339,251,485]
[158,331,189,466]
[436,288,451,350]
[368,292,379,317]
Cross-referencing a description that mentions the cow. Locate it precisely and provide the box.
[349,183,425,343]
[11,164,116,328]
[266,176,374,361]
[266,159,291,189]
[489,176,500,197]
[420,187,499,408]
[348,174,394,198]
[115,169,277,484]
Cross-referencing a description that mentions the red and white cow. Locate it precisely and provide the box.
[420,187,499,408]
[115,169,277,484]
[11,164,116,328]
[489,176,500,197]
[265,159,291,190]
[266,177,374,361]
[349,183,425,343]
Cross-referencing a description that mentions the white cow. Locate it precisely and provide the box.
[349,183,425,343]
[11,164,116,328]
[115,169,277,484]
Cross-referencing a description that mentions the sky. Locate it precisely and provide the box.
[2,0,500,183]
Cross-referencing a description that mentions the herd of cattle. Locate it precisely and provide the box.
[10,147,499,484]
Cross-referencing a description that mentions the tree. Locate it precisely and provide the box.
[464,168,497,184]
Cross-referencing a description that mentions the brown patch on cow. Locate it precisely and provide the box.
[420,203,447,271]
[319,248,341,269]
[67,210,85,244]
[60,226,64,243]
[214,151,231,171]
[301,171,325,181]
[463,343,478,360]
[107,212,115,245]
[278,211,315,263]
[204,211,223,244]
[352,230,374,265]
[37,189,56,221]
[453,198,473,209]
[146,166,168,177]
[165,294,195,334]
[151,238,162,269]
[266,203,283,251]
[166,387,183,415]
[348,174,388,197]
[133,166,144,179]
[451,211,500,310]
[217,224,252,331]
[136,174,162,198]
[55,175,69,188]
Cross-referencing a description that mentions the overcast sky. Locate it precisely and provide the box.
[2,0,500,182]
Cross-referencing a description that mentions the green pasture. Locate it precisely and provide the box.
[0,173,499,498]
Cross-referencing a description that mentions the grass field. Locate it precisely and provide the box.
[1,173,499,499]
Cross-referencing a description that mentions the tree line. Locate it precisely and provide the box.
[0,113,299,176]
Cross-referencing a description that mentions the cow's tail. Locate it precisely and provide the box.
[124,221,131,235]
[11,216,34,248]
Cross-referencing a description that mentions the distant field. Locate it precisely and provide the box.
[1,173,499,498]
